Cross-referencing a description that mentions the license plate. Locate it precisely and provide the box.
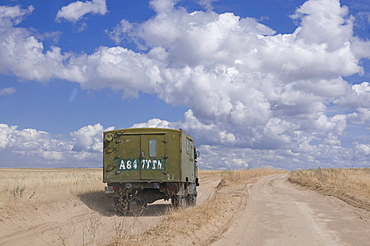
[118,159,164,171]
[105,186,114,194]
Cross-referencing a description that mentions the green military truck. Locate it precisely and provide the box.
[103,128,199,215]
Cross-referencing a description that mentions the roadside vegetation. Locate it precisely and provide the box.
[0,168,104,214]
[289,168,370,211]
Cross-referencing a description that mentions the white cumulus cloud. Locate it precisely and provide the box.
[71,123,114,152]
[0,123,114,167]
[55,0,108,23]
[0,5,34,26]
[0,87,15,96]
[0,123,71,160]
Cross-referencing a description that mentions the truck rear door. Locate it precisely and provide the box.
[116,134,141,180]
[117,132,167,180]
[140,133,167,180]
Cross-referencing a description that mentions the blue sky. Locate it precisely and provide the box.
[1,0,370,170]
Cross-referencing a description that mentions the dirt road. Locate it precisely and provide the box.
[212,174,370,246]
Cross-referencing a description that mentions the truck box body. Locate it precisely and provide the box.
[103,128,197,184]
[103,128,198,214]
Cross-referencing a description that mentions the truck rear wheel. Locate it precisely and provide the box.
[114,194,146,216]
[186,193,197,206]
[171,195,187,208]
[130,198,147,215]
[114,196,130,216]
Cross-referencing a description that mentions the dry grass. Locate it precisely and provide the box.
[0,168,105,214]
[112,168,286,246]
[289,168,370,211]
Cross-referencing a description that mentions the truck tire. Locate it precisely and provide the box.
[114,196,130,216]
[171,195,187,208]
[114,195,146,216]
[179,195,187,208]
[171,195,179,207]
[186,184,197,206]
[130,198,146,215]
[186,193,197,206]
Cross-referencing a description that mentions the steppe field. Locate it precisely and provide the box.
[289,168,370,211]
[1,168,370,245]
